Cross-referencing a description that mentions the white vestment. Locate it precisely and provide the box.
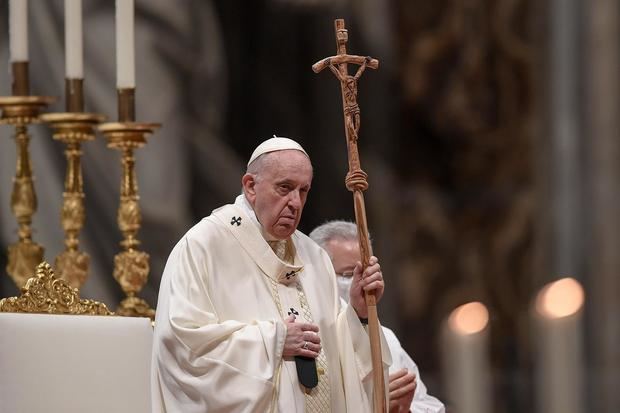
[152,196,390,412]
[383,328,445,413]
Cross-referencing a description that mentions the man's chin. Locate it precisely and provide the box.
[272,223,296,239]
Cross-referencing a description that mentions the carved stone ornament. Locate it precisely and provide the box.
[0,262,112,315]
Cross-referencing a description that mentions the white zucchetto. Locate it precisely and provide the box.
[247,135,309,167]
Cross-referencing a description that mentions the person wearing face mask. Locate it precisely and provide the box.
[310,220,445,413]
[152,137,391,413]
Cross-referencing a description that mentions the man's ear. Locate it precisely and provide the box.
[242,173,257,204]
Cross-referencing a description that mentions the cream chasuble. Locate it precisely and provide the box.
[152,195,390,412]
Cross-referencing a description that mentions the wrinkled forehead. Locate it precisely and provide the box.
[257,151,314,184]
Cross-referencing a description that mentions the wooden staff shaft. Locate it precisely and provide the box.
[346,137,385,413]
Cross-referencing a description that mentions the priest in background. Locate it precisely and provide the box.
[310,220,445,413]
[152,136,391,412]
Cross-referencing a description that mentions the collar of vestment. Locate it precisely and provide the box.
[211,196,304,285]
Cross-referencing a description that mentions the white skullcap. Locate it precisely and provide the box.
[247,135,309,167]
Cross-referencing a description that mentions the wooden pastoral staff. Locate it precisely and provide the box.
[312,18,385,412]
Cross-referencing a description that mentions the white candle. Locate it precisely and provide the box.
[534,277,585,413]
[64,0,83,79]
[442,301,492,413]
[9,0,28,62]
[115,0,135,88]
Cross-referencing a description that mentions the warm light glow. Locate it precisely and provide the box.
[448,301,489,335]
[536,277,584,319]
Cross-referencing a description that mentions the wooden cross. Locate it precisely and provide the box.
[313,19,385,413]
[312,21,379,173]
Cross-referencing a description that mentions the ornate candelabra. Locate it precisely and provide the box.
[98,88,159,318]
[40,79,105,289]
[0,62,54,288]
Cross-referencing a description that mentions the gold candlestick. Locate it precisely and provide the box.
[98,88,159,319]
[0,62,55,288]
[40,79,105,289]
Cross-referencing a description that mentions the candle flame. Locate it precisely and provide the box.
[448,301,489,335]
[536,277,584,319]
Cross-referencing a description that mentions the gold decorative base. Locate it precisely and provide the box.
[40,112,105,290]
[7,241,44,289]
[0,95,55,288]
[116,296,155,319]
[113,249,150,298]
[55,250,89,289]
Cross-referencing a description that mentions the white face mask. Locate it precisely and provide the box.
[336,276,353,303]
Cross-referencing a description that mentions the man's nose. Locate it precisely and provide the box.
[288,190,302,209]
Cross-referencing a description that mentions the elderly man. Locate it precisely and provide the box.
[152,137,390,412]
[310,221,445,413]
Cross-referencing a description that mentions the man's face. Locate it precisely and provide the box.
[325,238,360,301]
[243,150,313,239]
[326,238,360,278]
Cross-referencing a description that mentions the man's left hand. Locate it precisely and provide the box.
[388,368,416,413]
[349,256,384,319]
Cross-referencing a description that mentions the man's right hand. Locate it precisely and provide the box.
[282,315,321,358]
[388,368,417,413]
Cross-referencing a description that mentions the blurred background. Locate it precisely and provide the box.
[1,0,619,412]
